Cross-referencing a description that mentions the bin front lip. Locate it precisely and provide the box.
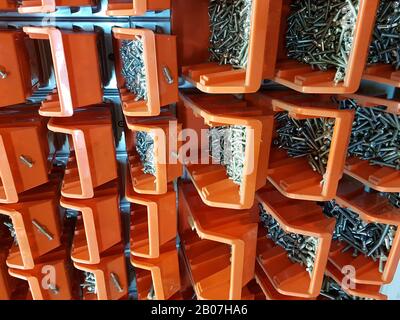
[113,27,161,116]
[340,93,400,115]
[0,135,18,204]
[106,0,147,17]
[18,0,56,13]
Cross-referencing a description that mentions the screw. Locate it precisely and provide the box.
[19,155,34,168]
[3,220,18,246]
[162,66,174,85]
[110,272,123,293]
[147,284,155,300]
[81,272,96,294]
[320,276,372,300]
[32,219,54,241]
[49,283,59,295]
[136,131,155,176]
[0,70,7,79]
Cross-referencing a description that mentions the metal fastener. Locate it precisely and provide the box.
[32,219,54,241]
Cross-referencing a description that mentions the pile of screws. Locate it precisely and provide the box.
[208,0,252,68]
[368,0,400,69]
[136,131,155,176]
[387,192,400,208]
[81,271,97,295]
[259,204,319,277]
[3,219,17,246]
[286,0,359,83]
[274,112,334,176]
[323,200,397,273]
[120,38,147,101]
[320,276,371,300]
[340,99,400,170]
[209,125,247,185]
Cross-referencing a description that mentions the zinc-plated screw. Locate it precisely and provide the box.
[110,272,123,293]
[0,70,7,79]
[49,283,59,295]
[162,66,174,84]
[19,155,34,168]
[32,219,54,241]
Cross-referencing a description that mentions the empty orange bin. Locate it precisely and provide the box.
[178,90,273,210]
[339,94,400,192]
[324,261,386,300]
[329,175,400,286]
[257,91,354,201]
[131,240,181,300]
[126,174,176,259]
[273,0,379,94]
[256,183,335,298]
[48,106,118,199]
[23,26,103,117]
[0,106,50,204]
[0,30,41,108]
[125,112,182,195]
[74,248,128,300]
[61,183,122,265]
[113,27,178,117]
[107,0,170,16]
[18,0,94,14]
[178,181,258,300]
[0,183,62,270]
[172,0,282,94]
[0,0,17,10]
[8,249,76,300]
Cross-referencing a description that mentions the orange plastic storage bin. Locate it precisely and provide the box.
[0,183,62,270]
[107,0,170,16]
[0,30,41,108]
[18,0,93,14]
[179,181,258,300]
[74,248,128,300]
[113,27,178,117]
[23,27,103,117]
[131,240,181,300]
[178,90,273,210]
[325,261,387,300]
[8,249,76,300]
[254,91,354,201]
[256,183,335,298]
[273,0,379,94]
[48,106,118,199]
[0,106,49,204]
[339,93,400,192]
[61,183,122,265]
[0,0,17,11]
[126,174,176,259]
[364,64,400,88]
[330,175,400,286]
[125,113,182,195]
[172,0,282,94]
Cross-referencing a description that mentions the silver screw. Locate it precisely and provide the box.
[162,66,174,84]
[0,70,7,80]
[136,131,156,175]
[81,272,96,294]
[19,155,34,168]
[49,283,59,295]
[110,272,123,293]
[32,219,54,241]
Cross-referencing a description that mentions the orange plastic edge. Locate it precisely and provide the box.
[18,0,93,13]
[107,0,170,17]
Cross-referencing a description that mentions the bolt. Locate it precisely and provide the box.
[19,155,34,168]
[32,219,54,241]
[110,272,123,293]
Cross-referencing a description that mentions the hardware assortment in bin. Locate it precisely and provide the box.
[1,0,400,303]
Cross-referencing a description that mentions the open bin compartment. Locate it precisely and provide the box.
[178,90,273,210]
[8,249,75,300]
[329,175,400,285]
[0,106,49,204]
[324,261,386,300]
[61,183,122,265]
[172,0,282,94]
[112,27,178,117]
[256,183,335,298]
[1,248,29,300]
[339,93,400,192]
[0,182,62,270]
[23,26,103,117]
[48,106,117,199]
[0,29,42,108]
[254,91,353,201]
[74,247,128,300]
[107,0,170,16]
[273,0,379,94]
[125,112,182,195]
[126,174,176,259]
[131,240,181,300]
[178,181,258,300]
[18,0,94,14]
